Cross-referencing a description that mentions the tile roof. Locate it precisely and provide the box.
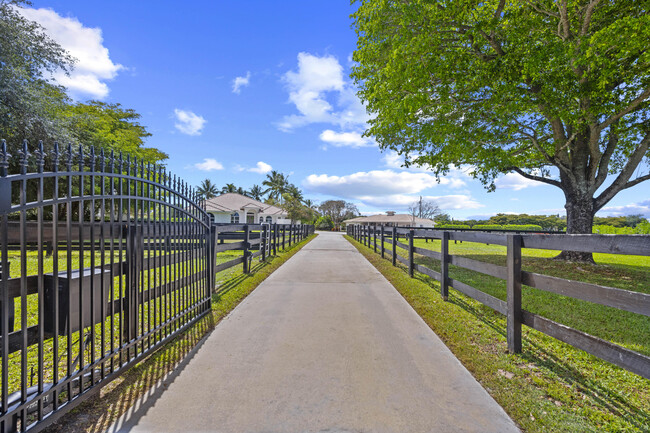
[204,193,287,216]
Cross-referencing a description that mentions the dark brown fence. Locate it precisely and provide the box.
[347,224,650,379]
[212,223,313,276]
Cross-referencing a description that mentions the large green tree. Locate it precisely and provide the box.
[262,170,290,204]
[0,0,73,152]
[352,0,650,261]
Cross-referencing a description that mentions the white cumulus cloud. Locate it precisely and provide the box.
[193,158,223,171]
[232,71,251,94]
[319,130,375,148]
[174,109,206,136]
[278,52,369,132]
[599,199,650,217]
[304,170,436,197]
[494,171,543,191]
[19,7,124,100]
[234,161,273,174]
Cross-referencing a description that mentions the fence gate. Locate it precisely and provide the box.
[0,141,213,432]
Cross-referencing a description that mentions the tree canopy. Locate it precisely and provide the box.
[352,0,650,259]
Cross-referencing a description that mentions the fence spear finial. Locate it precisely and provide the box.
[52,142,60,172]
[34,140,46,173]
[19,139,30,175]
[0,139,11,177]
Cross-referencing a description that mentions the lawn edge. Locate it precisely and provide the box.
[43,234,317,433]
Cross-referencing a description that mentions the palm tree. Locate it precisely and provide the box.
[221,183,237,193]
[262,170,289,204]
[197,179,218,200]
[236,186,247,196]
[285,184,303,201]
[248,184,265,201]
[303,198,318,211]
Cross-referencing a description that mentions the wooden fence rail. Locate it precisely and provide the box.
[347,224,650,379]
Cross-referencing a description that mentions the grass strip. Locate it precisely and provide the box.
[346,235,650,433]
[42,234,316,433]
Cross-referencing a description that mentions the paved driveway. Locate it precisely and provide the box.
[112,231,520,433]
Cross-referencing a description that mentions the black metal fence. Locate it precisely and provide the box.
[347,224,650,379]
[0,141,216,432]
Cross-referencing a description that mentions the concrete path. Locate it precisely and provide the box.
[112,232,520,433]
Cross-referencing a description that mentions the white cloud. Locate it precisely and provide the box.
[234,161,272,174]
[232,71,251,94]
[319,130,375,148]
[494,172,542,191]
[304,170,436,197]
[302,169,482,211]
[382,151,469,188]
[278,52,369,132]
[357,194,484,210]
[174,109,206,136]
[19,7,123,100]
[598,199,650,217]
[193,158,223,171]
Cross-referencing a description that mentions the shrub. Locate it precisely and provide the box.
[315,215,334,230]
[504,224,543,231]
[436,224,471,229]
[472,224,503,230]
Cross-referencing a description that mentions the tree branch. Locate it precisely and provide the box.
[509,166,563,188]
[598,87,650,132]
[594,131,650,210]
[580,0,601,37]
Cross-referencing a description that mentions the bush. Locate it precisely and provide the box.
[436,224,471,229]
[504,224,543,231]
[472,224,503,230]
[315,215,334,230]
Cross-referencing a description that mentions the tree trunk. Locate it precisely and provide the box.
[555,193,595,263]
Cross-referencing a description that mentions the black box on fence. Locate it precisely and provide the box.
[0,262,14,333]
[43,268,111,335]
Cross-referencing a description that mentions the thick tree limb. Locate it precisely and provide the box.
[592,127,619,193]
[594,131,650,210]
[509,166,562,188]
[580,0,601,37]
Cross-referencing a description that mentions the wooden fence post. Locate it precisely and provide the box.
[272,223,277,255]
[261,224,267,261]
[408,229,414,277]
[243,224,250,274]
[373,225,377,253]
[441,231,449,300]
[392,226,397,266]
[507,234,522,353]
[380,225,385,259]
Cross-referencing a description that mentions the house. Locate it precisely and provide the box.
[343,211,435,228]
[204,193,295,224]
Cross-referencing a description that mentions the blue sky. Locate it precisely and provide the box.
[22,0,650,219]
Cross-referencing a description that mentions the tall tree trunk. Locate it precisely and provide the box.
[555,189,595,263]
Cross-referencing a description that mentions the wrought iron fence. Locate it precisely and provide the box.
[0,140,213,432]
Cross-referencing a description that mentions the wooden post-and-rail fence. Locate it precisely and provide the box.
[347,224,650,380]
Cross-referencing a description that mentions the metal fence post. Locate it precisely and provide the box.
[380,226,385,259]
[441,231,449,300]
[409,229,414,277]
[392,226,397,266]
[208,224,217,293]
[243,224,250,273]
[507,234,522,353]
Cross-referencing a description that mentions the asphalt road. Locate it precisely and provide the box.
[111,231,520,433]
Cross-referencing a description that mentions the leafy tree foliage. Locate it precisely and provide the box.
[0,0,73,152]
[64,101,166,163]
[352,0,650,261]
[318,200,359,229]
[197,178,218,200]
[247,184,265,201]
[262,170,290,203]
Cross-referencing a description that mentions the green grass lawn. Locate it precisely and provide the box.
[349,235,650,433]
[38,233,316,433]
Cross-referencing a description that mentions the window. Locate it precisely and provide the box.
[266,216,272,223]
[209,213,216,223]
[230,212,239,223]
[259,217,264,223]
